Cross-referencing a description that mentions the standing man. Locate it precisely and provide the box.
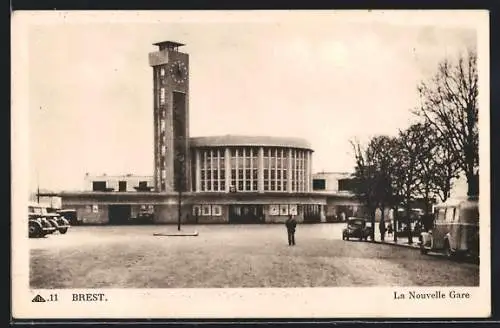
[194,207,199,224]
[285,214,297,246]
[379,219,386,242]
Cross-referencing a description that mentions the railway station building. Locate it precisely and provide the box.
[53,41,362,225]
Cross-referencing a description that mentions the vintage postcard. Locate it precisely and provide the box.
[11,10,490,319]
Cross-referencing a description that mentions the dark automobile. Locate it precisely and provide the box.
[129,205,155,224]
[28,203,56,238]
[57,209,80,225]
[29,217,56,238]
[342,218,371,241]
[132,212,154,224]
[45,213,71,234]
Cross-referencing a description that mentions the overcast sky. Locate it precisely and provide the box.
[22,11,479,192]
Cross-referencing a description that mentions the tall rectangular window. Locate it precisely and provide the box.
[160,88,166,105]
[118,181,127,192]
[220,155,225,168]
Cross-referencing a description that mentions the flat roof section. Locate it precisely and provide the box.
[189,135,313,151]
[153,41,185,50]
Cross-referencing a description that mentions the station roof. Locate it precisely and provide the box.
[189,135,313,151]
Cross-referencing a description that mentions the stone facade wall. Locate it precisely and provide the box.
[72,204,109,225]
[59,192,358,225]
[262,204,304,223]
[154,204,190,224]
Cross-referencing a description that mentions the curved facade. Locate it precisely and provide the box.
[189,136,313,193]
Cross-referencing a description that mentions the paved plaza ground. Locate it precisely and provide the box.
[30,223,479,288]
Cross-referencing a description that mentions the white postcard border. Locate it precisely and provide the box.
[11,10,491,319]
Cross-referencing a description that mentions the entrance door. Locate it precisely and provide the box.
[108,205,132,225]
[303,204,321,223]
[229,205,264,224]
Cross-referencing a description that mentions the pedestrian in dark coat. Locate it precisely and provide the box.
[285,215,297,246]
[379,220,386,242]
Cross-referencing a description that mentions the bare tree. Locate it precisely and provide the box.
[416,50,479,197]
[432,131,461,202]
[392,124,429,244]
[369,136,396,241]
[350,123,459,244]
[351,136,398,241]
[350,139,378,240]
[413,121,440,215]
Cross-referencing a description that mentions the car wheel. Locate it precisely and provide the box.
[29,223,40,238]
[59,227,68,234]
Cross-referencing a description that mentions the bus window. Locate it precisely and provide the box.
[445,207,455,222]
[460,207,479,224]
[437,208,446,221]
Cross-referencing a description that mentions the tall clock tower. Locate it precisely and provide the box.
[149,41,190,192]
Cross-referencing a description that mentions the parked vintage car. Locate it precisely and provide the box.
[342,217,372,241]
[419,197,479,259]
[44,212,70,234]
[29,202,71,237]
[57,209,80,225]
[129,205,155,224]
[28,202,56,238]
